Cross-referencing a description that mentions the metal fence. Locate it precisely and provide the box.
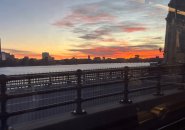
[0,64,185,130]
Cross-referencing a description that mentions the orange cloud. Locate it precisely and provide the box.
[114,50,163,59]
[12,44,163,60]
[14,54,41,59]
[13,49,162,60]
[70,45,163,59]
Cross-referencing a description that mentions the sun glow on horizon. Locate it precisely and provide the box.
[12,49,163,60]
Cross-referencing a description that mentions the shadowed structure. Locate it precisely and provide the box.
[164,0,185,64]
[0,38,2,61]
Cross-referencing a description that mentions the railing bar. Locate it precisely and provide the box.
[130,76,158,81]
[83,69,124,74]
[7,87,76,99]
[129,86,157,93]
[162,73,183,75]
[83,91,123,102]
[161,82,185,86]
[83,80,124,88]
[7,81,76,87]
[7,72,77,80]
[5,81,125,100]
[7,100,76,117]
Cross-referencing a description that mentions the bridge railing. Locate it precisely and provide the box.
[0,64,185,130]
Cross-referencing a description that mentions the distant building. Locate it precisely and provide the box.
[42,52,50,59]
[23,56,29,60]
[42,52,54,61]
[135,55,140,59]
[2,52,15,61]
[0,39,15,61]
[93,57,101,61]
[88,55,91,60]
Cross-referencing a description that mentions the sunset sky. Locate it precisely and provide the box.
[0,0,170,59]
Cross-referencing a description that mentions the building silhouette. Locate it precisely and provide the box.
[42,52,50,59]
[42,52,54,61]
[88,55,91,60]
[0,39,15,61]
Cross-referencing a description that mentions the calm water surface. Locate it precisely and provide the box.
[0,63,151,75]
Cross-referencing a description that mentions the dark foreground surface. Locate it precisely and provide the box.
[14,89,185,130]
[93,99,185,130]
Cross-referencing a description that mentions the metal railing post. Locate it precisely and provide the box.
[72,69,86,115]
[109,71,112,80]
[179,64,185,90]
[120,66,132,104]
[154,65,163,96]
[48,76,52,86]
[0,75,9,130]
[96,73,99,82]
[28,77,31,88]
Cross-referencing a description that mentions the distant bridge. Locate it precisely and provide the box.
[0,64,185,130]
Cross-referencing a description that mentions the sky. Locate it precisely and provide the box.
[0,0,171,59]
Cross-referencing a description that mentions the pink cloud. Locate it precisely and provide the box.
[53,21,74,27]
[123,27,147,32]
[52,4,116,28]
[99,38,128,45]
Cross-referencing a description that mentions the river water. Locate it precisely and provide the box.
[0,62,151,75]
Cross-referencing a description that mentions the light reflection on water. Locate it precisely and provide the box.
[0,63,150,75]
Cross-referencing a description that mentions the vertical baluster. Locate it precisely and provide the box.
[154,65,164,96]
[72,69,86,115]
[120,67,132,104]
[121,69,124,80]
[109,71,112,80]
[28,77,31,88]
[0,75,9,130]
[49,76,52,86]
[179,64,185,90]
[96,72,99,83]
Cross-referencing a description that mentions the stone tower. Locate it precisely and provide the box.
[0,38,2,61]
[164,0,185,64]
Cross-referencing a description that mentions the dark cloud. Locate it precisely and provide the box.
[79,34,100,40]
[74,22,147,41]
[74,42,97,48]
[79,28,111,40]
[152,36,163,40]
[69,46,130,56]
[3,49,34,54]
[131,44,160,50]
[77,21,148,40]
[130,36,164,44]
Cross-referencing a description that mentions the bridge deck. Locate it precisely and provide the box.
[14,88,185,130]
